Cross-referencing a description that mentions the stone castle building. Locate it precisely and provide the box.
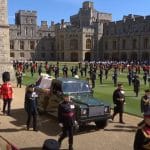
[102,14,150,62]
[9,1,111,61]
[9,1,150,62]
[9,10,55,61]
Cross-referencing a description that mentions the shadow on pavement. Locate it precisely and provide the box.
[104,124,137,132]
[10,109,105,136]
[10,108,61,136]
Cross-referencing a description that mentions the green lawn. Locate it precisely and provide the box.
[22,62,149,117]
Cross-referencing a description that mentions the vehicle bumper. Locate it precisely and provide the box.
[78,114,111,123]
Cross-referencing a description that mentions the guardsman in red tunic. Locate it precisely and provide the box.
[1,72,13,116]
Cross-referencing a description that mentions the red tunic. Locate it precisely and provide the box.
[1,82,13,99]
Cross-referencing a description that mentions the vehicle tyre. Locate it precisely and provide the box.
[95,120,108,129]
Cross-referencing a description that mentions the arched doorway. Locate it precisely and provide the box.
[85,52,91,61]
[71,52,78,61]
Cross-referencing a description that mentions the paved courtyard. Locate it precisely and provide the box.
[0,85,142,150]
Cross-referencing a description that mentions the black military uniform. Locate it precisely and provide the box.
[141,89,150,115]
[134,115,150,150]
[143,71,148,85]
[24,84,38,131]
[89,69,96,88]
[16,70,23,88]
[99,68,103,84]
[127,72,132,86]
[58,94,76,150]
[62,65,68,78]
[112,83,125,124]
[133,76,140,97]
[112,69,118,87]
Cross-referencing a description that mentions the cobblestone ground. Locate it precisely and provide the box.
[0,85,142,150]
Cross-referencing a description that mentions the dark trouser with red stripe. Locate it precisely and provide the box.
[3,99,12,115]
[58,126,73,148]
[26,112,37,130]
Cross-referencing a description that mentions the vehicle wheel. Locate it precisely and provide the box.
[78,123,87,132]
[95,120,108,129]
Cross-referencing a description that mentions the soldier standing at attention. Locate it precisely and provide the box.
[24,84,38,131]
[111,83,125,124]
[1,72,13,116]
[133,75,140,97]
[141,89,150,115]
[58,94,76,150]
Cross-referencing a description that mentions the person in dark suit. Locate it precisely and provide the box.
[111,83,125,124]
[24,84,38,131]
[137,89,150,127]
[15,69,23,88]
[133,75,140,97]
[141,89,150,115]
[58,94,76,150]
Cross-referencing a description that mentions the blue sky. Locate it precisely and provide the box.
[8,0,150,25]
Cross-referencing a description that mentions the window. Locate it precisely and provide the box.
[122,39,126,49]
[132,39,137,49]
[113,40,117,50]
[30,41,35,50]
[20,41,24,50]
[61,52,64,60]
[31,18,34,24]
[70,39,78,50]
[20,52,24,57]
[60,40,64,50]
[105,41,108,50]
[10,40,14,49]
[144,38,148,49]
[86,39,92,49]
[31,28,34,37]
[25,27,27,36]
[10,52,15,57]
[51,44,54,50]
[41,53,45,58]
[50,53,54,58]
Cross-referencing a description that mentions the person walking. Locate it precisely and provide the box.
[15,69,23,88]
[111,83,125,124]
[1,72,13,116]
[58,94,76,150]
[24,84,38,131]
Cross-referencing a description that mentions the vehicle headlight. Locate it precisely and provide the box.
[104,106,110,113]
[81,108,88,115]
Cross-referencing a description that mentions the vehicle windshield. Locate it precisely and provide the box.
[62,81,91,93]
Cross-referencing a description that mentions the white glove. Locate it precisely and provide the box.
[74,120,78,125]
[59,123,63,128]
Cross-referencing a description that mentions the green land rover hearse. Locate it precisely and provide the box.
[35,76,111,129]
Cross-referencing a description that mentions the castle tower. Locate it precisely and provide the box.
[0,0,15,82]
